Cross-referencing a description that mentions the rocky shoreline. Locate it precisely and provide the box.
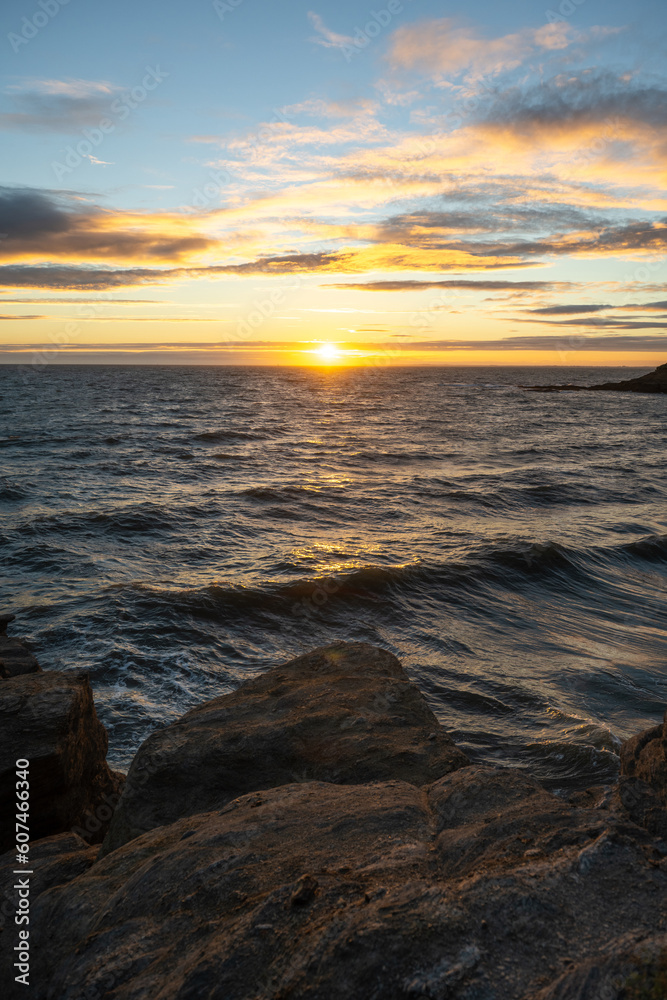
[1,619,666,999]
[522,361,667,394]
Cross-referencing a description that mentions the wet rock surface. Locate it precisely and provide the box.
[102,642,469,854]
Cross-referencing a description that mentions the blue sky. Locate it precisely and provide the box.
[1,0,666,364]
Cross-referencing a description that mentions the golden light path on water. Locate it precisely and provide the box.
[1,364,665,784]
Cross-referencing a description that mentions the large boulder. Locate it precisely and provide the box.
[101,642,469,854]
[21,767,667,1000]
[0,671,124,851]
[619,709,667,837]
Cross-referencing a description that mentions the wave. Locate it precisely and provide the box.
[101,532,667,622]
[0,479,30,501]
[619,533,667,563]
[195,426,284,443]
[240,484,347,503]
[518,740,620,789]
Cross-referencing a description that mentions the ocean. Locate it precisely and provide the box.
[1,363,665,789]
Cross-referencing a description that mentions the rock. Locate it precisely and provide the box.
[589,362,667,393]
[619,709,667,837]
[532,934,667,999]
[0,671,124,851]
[0,832,96,929]
[101,642,469,854]
[0,613,16,633]
[0,626,41,679]
[621,710,667,802]
[23,768,667,1000]
[0,637,40,679]
[522,361,667,393]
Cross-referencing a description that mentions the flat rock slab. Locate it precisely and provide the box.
[102,642,469,854]
[0,671,124,850]
[21,767,667,1000]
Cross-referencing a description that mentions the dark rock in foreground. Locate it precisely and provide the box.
[0,670,124,851]
[0,832,96,914]
[25,766,667,1000]
[523,361,667,393]
[2,638,667,1000]
[102,642,469,854]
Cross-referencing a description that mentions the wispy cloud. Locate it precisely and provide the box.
[386,19,584,81]
[0,314,44,320]
[307,12,356,52]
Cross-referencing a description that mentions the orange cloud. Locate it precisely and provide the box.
[387,20,585,80]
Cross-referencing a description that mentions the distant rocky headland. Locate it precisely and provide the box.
[1,617,666,999]
[523,361,667,394]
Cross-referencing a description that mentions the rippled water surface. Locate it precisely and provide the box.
[1,364,666,786]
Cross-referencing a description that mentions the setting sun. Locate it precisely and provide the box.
[316,343,341,364]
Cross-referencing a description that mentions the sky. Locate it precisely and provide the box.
[0,0,666,366]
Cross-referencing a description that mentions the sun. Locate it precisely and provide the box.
[316,343,341,364]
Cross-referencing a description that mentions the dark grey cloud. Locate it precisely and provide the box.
[0,187,212,262]
[0,252,343,289]
[450,219,667,260]
[529,300,667,315]
[374,205,600,244]
[0,188,71,238]
[482,73,667,131]
[0,265,179,289]
[396,335,667,351]
[0,250,344,289]
[529,304,610,315]
[0,89,115,133]
[520,316,667,330]
[324,279,570,291]
[205,251,342,274]
[618,300,667,311]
